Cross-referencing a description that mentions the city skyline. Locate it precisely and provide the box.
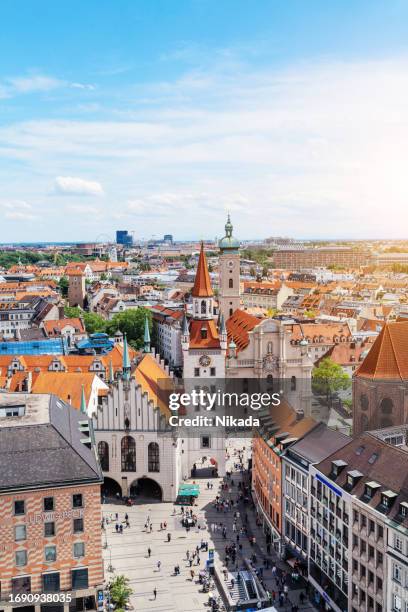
[1,1,408,241]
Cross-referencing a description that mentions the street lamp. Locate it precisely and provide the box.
[107,545,114,573]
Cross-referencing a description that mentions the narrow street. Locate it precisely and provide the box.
[102,439,317,611]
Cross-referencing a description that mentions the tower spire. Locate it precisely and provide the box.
[191,242,214,297]
[143,315,151,353]
[122,333,131,381]
[80,384,87,414]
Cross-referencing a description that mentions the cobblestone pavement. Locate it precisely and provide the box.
[102,438,318,611]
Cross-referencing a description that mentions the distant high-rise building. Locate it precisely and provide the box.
[116,230,133,246]
[163,234,173,244]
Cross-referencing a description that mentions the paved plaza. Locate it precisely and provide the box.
[102,439,317,611]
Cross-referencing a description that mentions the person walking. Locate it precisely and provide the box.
[147,547,151,558]
[153,588,157,600]
[157,560,161,571]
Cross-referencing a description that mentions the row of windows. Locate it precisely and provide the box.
[16,542,86,567]
[14,494,83,516]
[15,518,84,541]
[352,534,383,566]
[194,367,216,377]
[98,439,160,473]
[7,569,88,594]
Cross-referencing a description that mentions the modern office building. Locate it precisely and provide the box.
[116,231,133,247]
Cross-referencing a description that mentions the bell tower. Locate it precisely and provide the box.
[218,214,240,319]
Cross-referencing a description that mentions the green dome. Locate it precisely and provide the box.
[218,214,240,251]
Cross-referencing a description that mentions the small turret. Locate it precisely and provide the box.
[219,314,227,351]
[143,315,151,353]
[181,313,190,352]
[122,333,131,381]
[80,384,87,414]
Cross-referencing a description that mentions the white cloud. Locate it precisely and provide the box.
[7,75,63,93]
[54,176,104,197]
[0,201,35,220]
[1,57,408,238]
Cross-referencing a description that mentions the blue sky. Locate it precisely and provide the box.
[0,0,408,241]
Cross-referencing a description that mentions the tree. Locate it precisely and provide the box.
[312,357,351,408]
[83,312,106,334]
[105,307,152,349]
[64,306,82,318]
[109,575,133,610]
[58,276,69,297]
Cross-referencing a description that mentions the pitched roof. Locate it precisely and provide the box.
[135,353,171,417]
[226,309,263,352]
[31,371,104,410]
[188,319,221,349]
[356,321,408,380]
[191,242,213,297]
[43,317,85,335]
[0,393,102,492]
[315,432,408,527]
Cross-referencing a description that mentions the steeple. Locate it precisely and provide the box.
[143,315,151,353]
[122,333,131,381]
[218,213,239,253]
[80,384,87,414]
[192,242,214,297]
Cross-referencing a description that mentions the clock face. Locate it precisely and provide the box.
[199,355,211,367]
[228,261,234,267]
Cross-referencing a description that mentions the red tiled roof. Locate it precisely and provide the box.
[226,309,263,352]
[188,319,220,349]
[356,321,408,380]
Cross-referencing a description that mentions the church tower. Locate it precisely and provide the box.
[218,214,240,319]
[182,242,226,379]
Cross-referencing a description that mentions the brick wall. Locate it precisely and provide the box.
[0,483,103,595]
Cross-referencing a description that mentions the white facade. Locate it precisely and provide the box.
[154,317,183,368]
[309,466,351,612]
[387,525,408,612]
[93,368,181,502]
[226,317,314,416]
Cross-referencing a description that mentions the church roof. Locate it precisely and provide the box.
[226,309,263,353]
[355,321,408,381]
[135,353,172,417]
[191,242,214,298]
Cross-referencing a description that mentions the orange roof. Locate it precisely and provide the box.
[43,317,85,335]
[135,353,171,417]
[226,309,263,352]
[191,242,213,297]
[188,319,220,349]
[356,321,408,380]
[66,268,84,276]
[31,371,96,410]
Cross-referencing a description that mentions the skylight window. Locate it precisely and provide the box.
[368,452,379,464]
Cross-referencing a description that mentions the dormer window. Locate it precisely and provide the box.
[399,502,408,518]
[345,470,363,490]
[331,459,347,478]
[364,481,381,499]
[381,490,398,510]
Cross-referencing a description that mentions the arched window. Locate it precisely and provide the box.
[380,397,393,415]
[229,278,233,289]
[98,441,109,472]
[121,436,136,472]
[148,442,160,472]
[201,300,206,314]
[291,376,296,391]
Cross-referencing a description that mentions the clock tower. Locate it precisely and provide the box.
[182,242,227,379]
[218,214,241,320]
[181,243,227,478]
